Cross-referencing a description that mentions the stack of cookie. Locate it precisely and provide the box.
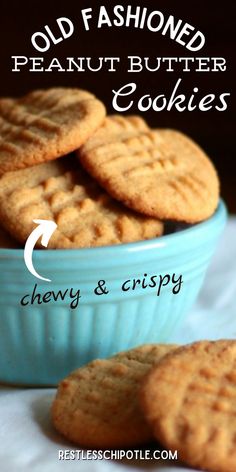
[52,340,236,472]
[0,87,219,249]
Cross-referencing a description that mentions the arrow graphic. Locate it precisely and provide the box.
[24,219,57,282]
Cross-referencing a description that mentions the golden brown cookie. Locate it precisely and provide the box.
[140,340,236,472]
[0,87,106,173]
[79,120,219,223]
[52,343,177,448]
[0,155,163,248]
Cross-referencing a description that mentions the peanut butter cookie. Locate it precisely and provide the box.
[140,340,236,472]
[79,119,219,223]
[0,156,163,248]
[0,87,106,173]
[52,343,177,448]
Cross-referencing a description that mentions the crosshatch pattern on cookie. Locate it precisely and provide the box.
[52,344,177,448]
[79,120,219,223]
[0,156,163,248]
[140,340,236,472]
[79,114,150,154]
[0,88,106,173]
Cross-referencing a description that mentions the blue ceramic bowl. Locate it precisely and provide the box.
[0,200,227,385]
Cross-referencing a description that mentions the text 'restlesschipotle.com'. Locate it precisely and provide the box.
[58,449,178,461]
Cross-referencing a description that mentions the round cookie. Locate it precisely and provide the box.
[0,87,106,173]
[79,118,219,223]
[0,155,163,248]
[52,343,177,448]
[140,340,236,472]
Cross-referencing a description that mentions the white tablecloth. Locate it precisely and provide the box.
[0,218,235,472]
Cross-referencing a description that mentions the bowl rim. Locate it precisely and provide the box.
[0,199,227,259]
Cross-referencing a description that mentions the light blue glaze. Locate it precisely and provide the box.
[0,200,227,385]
